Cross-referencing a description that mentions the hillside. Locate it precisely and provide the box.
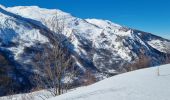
[5,5,170,75]
[49,64,170,100]
[0,5,170,95]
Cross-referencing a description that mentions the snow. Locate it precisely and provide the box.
[1,64,170,100]
[148,39,170,53]
[0,6,49,60]
[6,6,71,23]
[0,90,54,100]
[86,19,132,37]
[49,64,170,100]
[86,19,121,29]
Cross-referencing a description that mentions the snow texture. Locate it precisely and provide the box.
[1,64,170,100]
[49,64,170,100]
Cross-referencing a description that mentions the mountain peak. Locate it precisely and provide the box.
[6,5,72,20]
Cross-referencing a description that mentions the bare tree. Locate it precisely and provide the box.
[123,53,151,72]
[0,54,15,96]
[31,13,76,96]
[165,54,170,64]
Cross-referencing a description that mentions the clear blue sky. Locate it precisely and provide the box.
[0,0,170,39]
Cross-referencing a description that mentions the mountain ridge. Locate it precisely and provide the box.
[1,4,170,73]
[1,4,170,74]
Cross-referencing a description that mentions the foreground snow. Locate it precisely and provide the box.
[0,64,170,100]
[49,64,170,100]
[0,90,53,100]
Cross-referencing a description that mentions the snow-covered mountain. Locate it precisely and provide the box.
[6,5,170,73]
[0,5,170,95]
[49,64,170,100]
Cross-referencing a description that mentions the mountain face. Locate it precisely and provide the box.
[0,5,170,95]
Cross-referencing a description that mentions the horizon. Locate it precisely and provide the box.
[0,0,170,39]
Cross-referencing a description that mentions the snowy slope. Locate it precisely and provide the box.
[0,5,52,95]
[0,5,49,61]
[49,64,170,100]
[1,64,170,100]
[148,39,170,53]
[0,90,53,100]
[5,5,170,76]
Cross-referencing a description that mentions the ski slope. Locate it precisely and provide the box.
[49,64,170,100]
